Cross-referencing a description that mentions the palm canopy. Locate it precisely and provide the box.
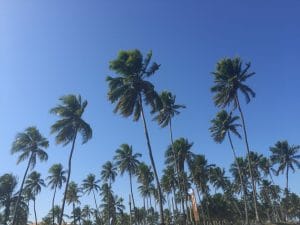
[270,140,300,175]
[106,49,161,121]
[50,94,92,146]
[210,110,241,143]
[82,173,100,195]
[114,144,141,175]
[137,162,154,187]
[25,171,45,197]
[211,57,255,109]
[153,91,185,128]
[100,161,117,184]
[66,182,81,205]
[165,138,194,172]
[47,163,67,190]
[11,126,49,168]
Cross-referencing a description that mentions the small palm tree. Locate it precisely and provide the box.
[107,49,165,224]
[50,94,92,225]
[47,163,67,225]
[82,174,100,217]
[211,57,260,222]
[24,171,45,225]
[270,140,300,191]
[101,161,118,188]
[0,173,18,225]
[10,126,49,225]
[114,143,141,209]
[209,110,249,224]
[66,181,81,225]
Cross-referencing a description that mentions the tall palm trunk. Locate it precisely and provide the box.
[172,187,178,212]
[4,201,11,225]
[92,189,99,220]
[286,166,289,193]
[59,132,78,225]
[12,153,33,225]
[52,186,57,225]
[73,203,76,225]
[235,95,260,223]
[228,132,249,225]
[33,198,38,225]
[139,96,165,225]
[169,119,185,216]
[129,171,136,209]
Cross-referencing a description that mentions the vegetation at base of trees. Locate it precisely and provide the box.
[1,50,300,225]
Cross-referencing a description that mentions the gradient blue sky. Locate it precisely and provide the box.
[1,0,300,222]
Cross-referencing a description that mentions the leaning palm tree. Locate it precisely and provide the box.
[24,171,45,225]
[47,163,67,225]
[114,143,141,209]
[107,49,165,224]
[50,94,92,225]
[101,161,118,188]
[209,110,249,224]
[82,174,100,217]
[10,126,49,225]
[0,173,18,225]
[270,140,300,192]
[211,57,260,222]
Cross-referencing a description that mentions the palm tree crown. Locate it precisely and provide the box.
[47,164,67,190]
[25,171,45,197]
[211,57,255,109]
[101,161,117,186]
[82,174,100,195]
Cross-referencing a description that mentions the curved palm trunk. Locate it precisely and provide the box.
[73,203,76,225]
[12,153,33,225]
[228,132,249,225]
[92,189,99,218]
[235,95,260,223]
[58,132,78,225]
[52,186,57,225]
[286,166,289,193]
[139,96,165,225]
[169,120,186,217]
[34,198,38,225]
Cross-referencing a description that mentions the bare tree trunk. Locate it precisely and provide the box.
[59,132,78,225]
[139,96,165,225]
[235,95,260,223]
[52,186,57,225]
[34,198,38,225]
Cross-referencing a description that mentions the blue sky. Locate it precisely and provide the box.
[1,0,300,222]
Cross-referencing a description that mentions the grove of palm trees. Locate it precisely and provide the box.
[1,2,300,225]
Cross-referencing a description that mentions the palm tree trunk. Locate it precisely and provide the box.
[73,203,76,225]
[12,153,33,225]
[235,95,260,223]
[172,187,178,212]
[286,166,289,192]
[59,131,78,225]
[139,96,165,225]
[228,132,249,225]
[92,189,99,218]
[129,171,136,209]
[34,198,38,225]
[196,187,206,225]
[4,201,10,225]
[52,186,57,225]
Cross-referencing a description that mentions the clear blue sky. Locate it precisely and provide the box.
[1,0,300,222]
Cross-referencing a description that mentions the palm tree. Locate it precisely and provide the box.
[107,49,165,224]
[10,126,49,225]
[101,161,118,187]
[270,141,300,192]
[114,143,141,209]
[47,163,67,225]
[0,173,18,225]
[24,171,45,225]
[211,57,260,222]
[209,110,249,224]
[50,94,92,225]
[66,181,81,225]
[82,174,100,217]
[137,162,154,210]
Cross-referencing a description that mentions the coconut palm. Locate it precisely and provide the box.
[211,57,260,222]
[270,141,300,192]
[210,110,249,223]
[10,126,49,225]
[50,94,92,225]
[24,171,45,225]
[47,163,67,225]
[101,161,118,187]
[0,173,18,225]
[107,49,165,224]
[137,162,154,210]
[114,144,141,209]
[82,174,100,216]
[66,181,81,225]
